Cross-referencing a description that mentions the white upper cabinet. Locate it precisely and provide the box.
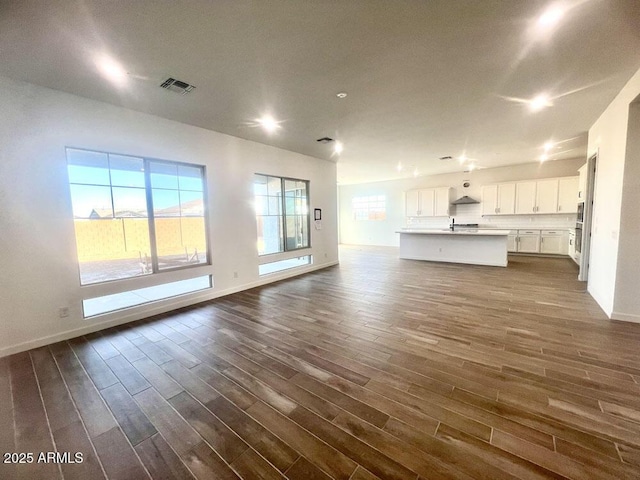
[405,187,451,217]
[481,185,498,215]
[557,177,579,213]
[497,183,516,215]
[578,164,587,201]
[508,177,577,215]
[420,189,435,216]
[481,183,515,215]
[535,179,559,214]
[515,181,537,214]
[434,187,451,217]
[405,190,420,216]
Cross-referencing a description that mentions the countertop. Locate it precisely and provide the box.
[477,226,573,231]
[402,226,574,231]
[397,229,511,236]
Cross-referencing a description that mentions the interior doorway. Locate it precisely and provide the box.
[578,152,597,282]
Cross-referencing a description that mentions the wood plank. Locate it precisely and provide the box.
[68,337,119,390]
[191,363,257,410]
[246,400,357,480]
[206,396,299,472]
[290,372,390,427]
[134,387,202,456]
[132,357,184,399]
[50,421,106,480]
[102,332,147,363]
[135,433,195,480]
[161,360,219,406]
[434,423,564,480]
[156,340,201,369]
[101,383,157,446]
[0,357,16,480]
[92,426,150,480]
[8,352,60,480]
[229,448,285,480]
[491,429,620,480]
[366,379,492,441]
[84,332,121,359]
[285,457,333,480]
[253,368,342,421]
[181,442,240,480]
[29,347,105,480]
[287,405,417,480]
[105,354,152,395]
[137,340,174,365]
[168,391,248,464]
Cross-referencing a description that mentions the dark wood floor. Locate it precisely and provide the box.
[3,245,640,479]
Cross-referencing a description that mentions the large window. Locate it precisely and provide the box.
[254,175,310,255]
[352,195,386,221]
[83,276,212,317]
[67,148,209,285]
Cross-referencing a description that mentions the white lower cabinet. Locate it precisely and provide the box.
[517,230,541,253]
[507,230,518,252]
[540,230,568,255]
[508,229,570,255]
[568,230,577,261]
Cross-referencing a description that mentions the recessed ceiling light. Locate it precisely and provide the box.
[537,4,565,29]
[543,141,554,152]
[529,94,553,112]
[458,154,468,164]
[467,163,477,172]
[336,92,348,99]
[334,141,344,154]
[539,154,549,162]
[95,54,128,86]
[257,115,280,133]
[396,162,403,172]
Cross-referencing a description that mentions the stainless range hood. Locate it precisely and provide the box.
[451,195,480,205]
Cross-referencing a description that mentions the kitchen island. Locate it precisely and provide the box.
[397,229,510,267]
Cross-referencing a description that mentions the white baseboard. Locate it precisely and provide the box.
[0,261,339,358]
[611,311,640,323]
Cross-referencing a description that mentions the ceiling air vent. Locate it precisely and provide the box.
[316,137,334,144]
[160,78,195,95]
[439,155,453,161]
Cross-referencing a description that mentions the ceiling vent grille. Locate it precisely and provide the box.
[160,78,195,95]
[316,137,334,143]
[439,155,453,161]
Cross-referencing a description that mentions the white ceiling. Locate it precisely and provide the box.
[1,1,639,184]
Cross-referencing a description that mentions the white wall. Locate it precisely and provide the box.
[339,159,585,247]
[587,67,640,320]
[612,99,640,321]
[0,76,339,357]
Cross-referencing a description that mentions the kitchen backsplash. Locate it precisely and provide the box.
[407,203,576,229]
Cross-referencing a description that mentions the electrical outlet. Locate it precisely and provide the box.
[233,271,238,278]
[58,307,69,318]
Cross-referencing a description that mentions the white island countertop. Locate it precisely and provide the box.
[397,229,509,266]
[397,229,510,236]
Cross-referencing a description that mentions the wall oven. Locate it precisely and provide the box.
[575,223,583,253]
[577,202,585,223]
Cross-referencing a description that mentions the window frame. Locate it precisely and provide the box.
[352,194,387,221]
[254,173,311,257]
[66,147,212,286]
